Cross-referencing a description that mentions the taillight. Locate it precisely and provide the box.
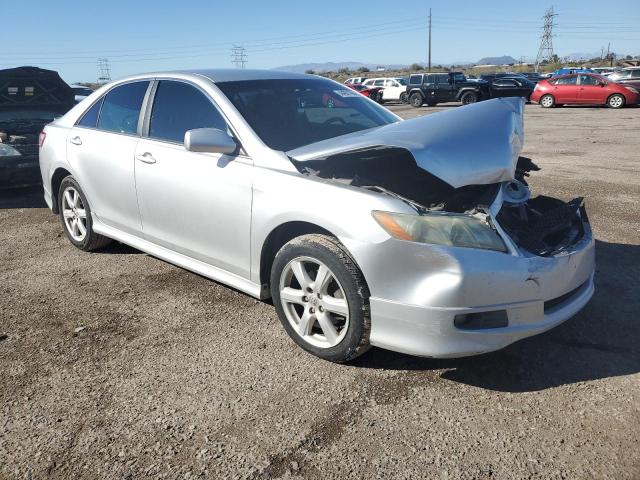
[38,131,46,148]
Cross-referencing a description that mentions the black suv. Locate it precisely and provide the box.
[406,72,490,107]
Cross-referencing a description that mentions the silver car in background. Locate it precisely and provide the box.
[38,69,595,362]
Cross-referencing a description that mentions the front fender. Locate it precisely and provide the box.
[249,167,411,285]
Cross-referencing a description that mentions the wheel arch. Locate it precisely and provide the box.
[50,167,73,214]
[606,92,626,107]
[259,221,339,296]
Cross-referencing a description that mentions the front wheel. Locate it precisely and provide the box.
[540,94,555,108]
[409,92,423,108]
[607,94,625,108]
[270,234,371,363]
[58,176,112,251]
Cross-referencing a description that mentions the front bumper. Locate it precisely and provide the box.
[346,220,595,358]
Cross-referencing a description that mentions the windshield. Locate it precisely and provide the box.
[396,78,408,85]
[216,78,399,151]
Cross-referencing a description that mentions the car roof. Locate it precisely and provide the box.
[120,69,313,84]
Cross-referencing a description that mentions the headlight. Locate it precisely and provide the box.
[624,86,639,94]
[372,210,507,252]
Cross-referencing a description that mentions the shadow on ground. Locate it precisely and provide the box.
[0,186,46,209]
[354,239,639,392]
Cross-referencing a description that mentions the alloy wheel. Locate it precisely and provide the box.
[61,186,87,242]
[608,95,624,108]
[279,256,349,348]
[541,95,554,108]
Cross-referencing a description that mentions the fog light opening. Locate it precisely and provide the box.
[454,310,508,330]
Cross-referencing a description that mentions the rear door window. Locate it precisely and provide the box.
[554,76,578,85]
[97,81,149,134]
[148,80,228,144]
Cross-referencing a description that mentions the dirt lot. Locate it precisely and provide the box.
[1,103,639,479]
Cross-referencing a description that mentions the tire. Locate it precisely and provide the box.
[540,94,555,108]
[58,176,112,251]
[400,92,408,103]
[460,91,478,105]
[607,94,625,109]
[270,234,371,363]
[409,92,423,108]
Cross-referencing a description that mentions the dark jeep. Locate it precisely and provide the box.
[0,66,75,188]
[406,72,490,107]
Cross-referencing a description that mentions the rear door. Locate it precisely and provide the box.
[577,74,606,104]
[550,75,579,103]
[133,79,253,277]
[434,74,452,102]
[66,80,150,234]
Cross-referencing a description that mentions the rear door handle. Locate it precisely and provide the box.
[135,152,156,164]
[69,136,82,146]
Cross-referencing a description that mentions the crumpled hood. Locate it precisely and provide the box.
[288,97,525,188]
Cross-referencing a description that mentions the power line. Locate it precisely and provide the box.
[535,7,557,72]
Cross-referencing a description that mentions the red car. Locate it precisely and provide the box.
[530,73,640,108]
[346,83,384,102]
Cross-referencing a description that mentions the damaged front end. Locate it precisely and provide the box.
[288,98,588,257]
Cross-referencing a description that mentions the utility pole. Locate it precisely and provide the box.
[97,58,111,84]
[534,7,557,72]
[428,9,432,72]
[230,45,247,69]
[606,42,611,67]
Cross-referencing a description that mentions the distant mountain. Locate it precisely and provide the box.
[274,61,408,73]
[475,56,518,65]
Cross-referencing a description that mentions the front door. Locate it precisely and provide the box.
[577,74,606,104]
[133,80,253,278]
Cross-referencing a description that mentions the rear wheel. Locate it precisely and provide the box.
[409,92,423,108]
[540,94,555,108]
[607,94,625,108]
[58,176,111,251]
[399,92,408,103]
[270,234,370,363]
[460,91,478,105]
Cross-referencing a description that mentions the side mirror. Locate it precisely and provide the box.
[184,128,237,154]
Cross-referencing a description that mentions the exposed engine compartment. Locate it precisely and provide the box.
[293,146,586,257]
[293,147,499,213]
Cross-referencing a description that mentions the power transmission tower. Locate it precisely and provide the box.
[230,45,247,69]
[534,7,557,72]
[427,9,432,72]
[97,58,111,84]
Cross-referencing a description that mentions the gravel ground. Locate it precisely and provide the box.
[1,103,638,479]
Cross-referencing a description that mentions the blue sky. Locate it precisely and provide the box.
[1,0,638,83]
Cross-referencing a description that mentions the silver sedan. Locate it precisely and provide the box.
[38,69,595,362]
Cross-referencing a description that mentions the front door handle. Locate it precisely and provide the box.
[69,136,82,146]
[135,152,156,164]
